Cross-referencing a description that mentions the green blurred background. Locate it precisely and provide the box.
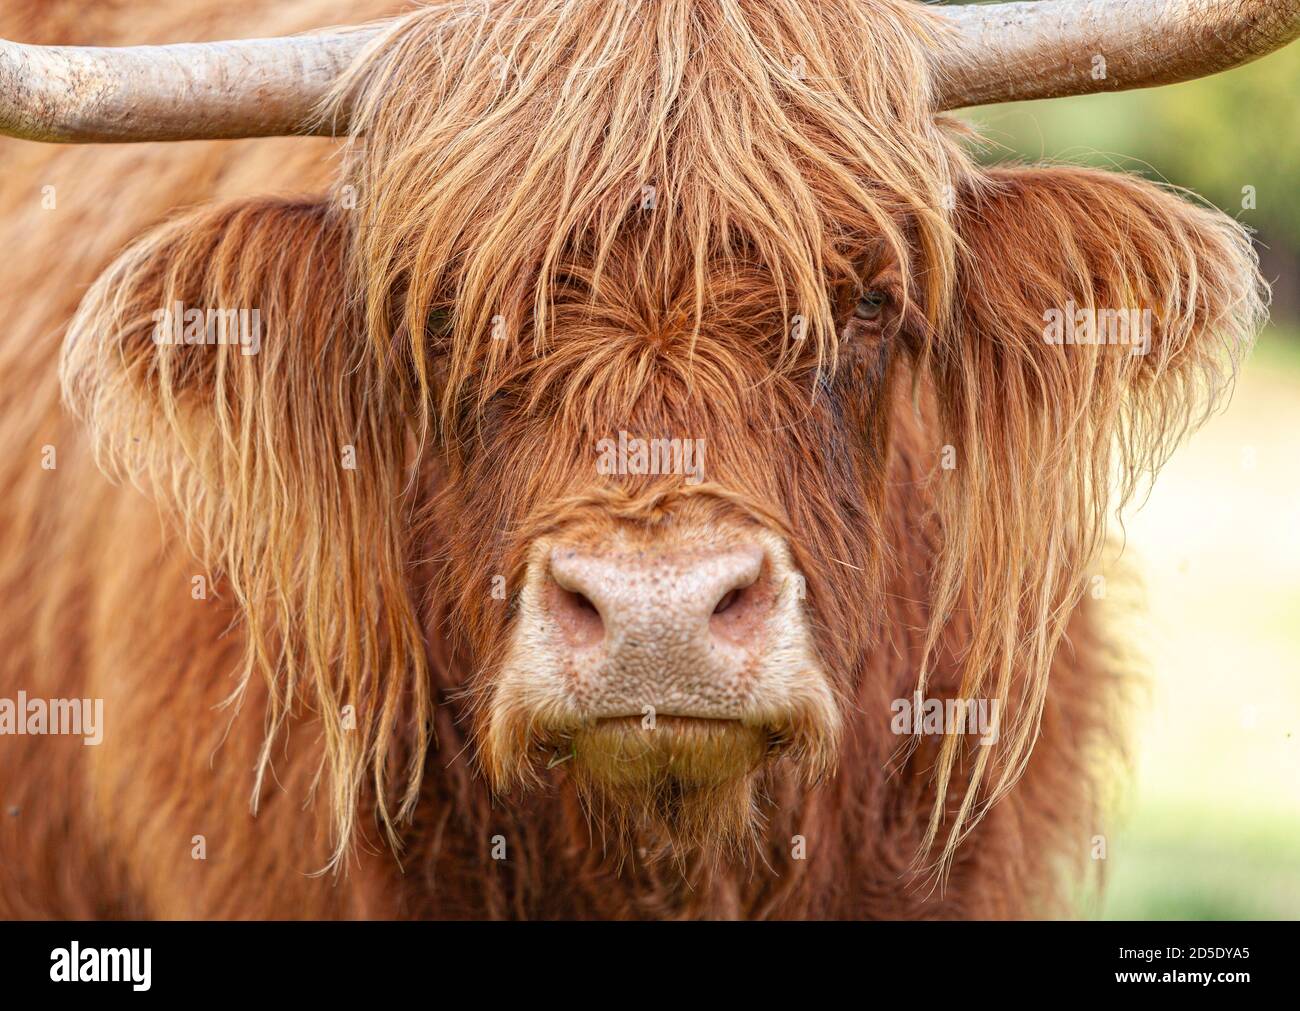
[945,2,1300,918]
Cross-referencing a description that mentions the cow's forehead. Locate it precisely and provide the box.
[333,0,971,437]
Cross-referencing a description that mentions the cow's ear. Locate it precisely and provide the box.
[917,166,1265,865]
[941,165,1265,500]
[62,197,430,869]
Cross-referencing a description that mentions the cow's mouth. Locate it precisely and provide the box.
[567,715,771,787]
[487,686,837,859]
[536,715,774,856]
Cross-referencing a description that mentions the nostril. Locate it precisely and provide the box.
[708,566,770,648]
[547,580,606,650]
[570,590,599,615]
[707,547,762,616]
[712,587,741,615]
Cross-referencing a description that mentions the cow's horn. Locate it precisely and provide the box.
[5,4,1298,141]
[0,29,380,143]
[936,0,1300,110]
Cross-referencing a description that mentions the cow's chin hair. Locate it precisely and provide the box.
[567,718,770,862]
[487,713,836,867]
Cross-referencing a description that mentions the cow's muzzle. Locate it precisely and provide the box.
[482,520,840,795]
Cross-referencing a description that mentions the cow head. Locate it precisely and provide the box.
[16,0,1288,870]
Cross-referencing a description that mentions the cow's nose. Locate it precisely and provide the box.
[546,543,769,655]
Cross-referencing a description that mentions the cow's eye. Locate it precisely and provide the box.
[854,289,887,322]
[429,306,453,336]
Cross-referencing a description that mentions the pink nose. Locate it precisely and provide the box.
[544,543,771,715]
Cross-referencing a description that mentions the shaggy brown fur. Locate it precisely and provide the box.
[0,0,1265,918]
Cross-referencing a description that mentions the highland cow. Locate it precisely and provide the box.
[0,0,1294,919]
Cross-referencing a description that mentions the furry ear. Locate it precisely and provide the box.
[61,197,430,869]
[921,166,1266,868]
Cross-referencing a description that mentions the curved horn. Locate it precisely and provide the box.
[936,0,1300,110]
[0,30,380,143]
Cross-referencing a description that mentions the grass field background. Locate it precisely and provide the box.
[953,35,1300,918]
[1092,328,1300,919]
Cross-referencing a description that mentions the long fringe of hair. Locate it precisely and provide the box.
[62,199,431,871]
